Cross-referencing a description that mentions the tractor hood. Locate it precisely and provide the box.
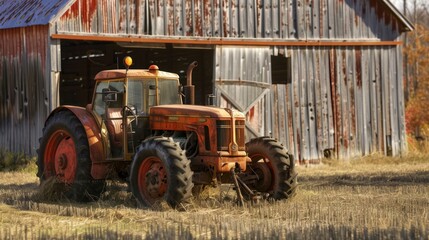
[149,104,245,119]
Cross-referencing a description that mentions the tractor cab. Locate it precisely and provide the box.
[90,61,182,160]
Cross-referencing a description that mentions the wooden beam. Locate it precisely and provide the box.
[51,34,403,47]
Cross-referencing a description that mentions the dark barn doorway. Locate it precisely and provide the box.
[59,40,214,107]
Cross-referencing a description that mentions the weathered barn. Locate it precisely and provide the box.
[0,0,413,162]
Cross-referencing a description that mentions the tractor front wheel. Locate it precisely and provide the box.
[130,137,194,208]
[245,137,297,200]
[37,110,105,201]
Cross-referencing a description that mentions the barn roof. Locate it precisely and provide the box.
[0,0,71,29]
[0,0,414,32]
[380,0,414,31]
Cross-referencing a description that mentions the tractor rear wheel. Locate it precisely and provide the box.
[37,111,105,201]
[130,137,194,208]
[245,137,297,200]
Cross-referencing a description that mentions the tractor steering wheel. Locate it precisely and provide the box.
[122,105,138,124]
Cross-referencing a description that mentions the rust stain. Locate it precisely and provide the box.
[185,0,192,36]
[60,0,99,32]
[222,0,228,37]
[341,50,347,85]
[329,48,339,158]
[166,0,174,35]
[355,47,362,88]
[203,0,211,36]
[354,0,359,26]
[194,0,203,36]
[0,0,410,161]
[319,0,325,37]
[82,0,98,31]
[60,1,79,20]
[340,49,349,151]
[296,131,301,163]
[0,26,49,155]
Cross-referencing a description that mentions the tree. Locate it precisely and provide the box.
[404,24,429,138]
[401,0,429,139]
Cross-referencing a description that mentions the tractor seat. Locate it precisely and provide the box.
[106,108,123,148]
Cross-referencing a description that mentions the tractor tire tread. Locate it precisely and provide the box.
[246,136,298,200]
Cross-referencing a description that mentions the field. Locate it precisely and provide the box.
[0,154,428,239]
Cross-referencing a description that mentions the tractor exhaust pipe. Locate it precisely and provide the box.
[184,61,198,105]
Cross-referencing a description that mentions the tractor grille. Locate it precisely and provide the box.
[235,120,246,150]
[216,120,246,151]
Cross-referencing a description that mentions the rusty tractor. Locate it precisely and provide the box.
[37,57,297,208]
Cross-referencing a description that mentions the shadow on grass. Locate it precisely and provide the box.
[0,182,38,191]
[299,170,429,187]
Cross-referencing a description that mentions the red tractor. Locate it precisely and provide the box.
[37,57,297,208]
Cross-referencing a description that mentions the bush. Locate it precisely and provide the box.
[0,149,35,171]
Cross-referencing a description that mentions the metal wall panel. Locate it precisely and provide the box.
[54,0,405,41]
[215,46,272,140]
[0,26,50,155]
[271,45,406,161]
[215,44,407,161]
[52,0,409,160]
[0,0,409,160]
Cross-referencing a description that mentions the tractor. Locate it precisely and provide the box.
[37,57,297,208]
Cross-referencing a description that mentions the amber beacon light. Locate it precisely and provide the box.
[123,56,133,69]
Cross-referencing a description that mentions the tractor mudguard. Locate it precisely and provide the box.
[46,106,110,179]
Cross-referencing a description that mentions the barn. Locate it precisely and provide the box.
[0,0,413,162]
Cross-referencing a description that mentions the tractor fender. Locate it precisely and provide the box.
[46,106,110,179]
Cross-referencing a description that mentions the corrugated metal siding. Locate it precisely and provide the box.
[215,46,272,140]
[54,0,408,160]
[54,0,403,40]
[271,45,406,161]
[0,0,409,160]
[214,44,407,161]
[0,26,50,154]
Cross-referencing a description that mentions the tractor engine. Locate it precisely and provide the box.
[149,104,248,175]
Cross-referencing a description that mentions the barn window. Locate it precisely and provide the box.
[271,55,291,85]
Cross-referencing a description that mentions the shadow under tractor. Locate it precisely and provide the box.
[37,57,297,208]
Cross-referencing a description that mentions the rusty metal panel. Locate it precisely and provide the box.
[0,26,50,155]
[380,45,406,156]
[51,0,409,41]
[0,1,410,161]
[0,0,412,38]
[360,47,372,155]
[272,85,292,154]
[299,48,318,160]
[271,45,406,162]
[281,0,292,39]
[215,46,272,140]
[380,47,391,155]
[396,45,407,155]
[290,48,301,160]
[333,47,364,159]
[285,47,332,161]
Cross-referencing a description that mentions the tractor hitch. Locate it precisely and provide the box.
[230,164,262,206]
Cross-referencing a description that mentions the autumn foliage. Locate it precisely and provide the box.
[404,24,429,138]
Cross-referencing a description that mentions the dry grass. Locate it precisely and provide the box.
[0,154,428,239]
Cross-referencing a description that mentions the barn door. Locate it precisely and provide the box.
[214,46,272,140]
